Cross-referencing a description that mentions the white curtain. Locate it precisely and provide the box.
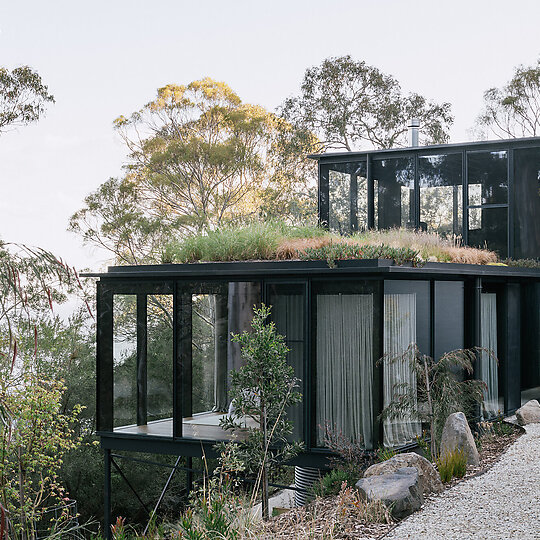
[480,293,499,417]
[383,294,421,447]
[316,294,373,448]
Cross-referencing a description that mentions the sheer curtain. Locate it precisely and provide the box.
[383,293,421,447]
[316,294,373,448]
[480,293,499,417]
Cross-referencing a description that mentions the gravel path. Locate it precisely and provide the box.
[384,424,540,540]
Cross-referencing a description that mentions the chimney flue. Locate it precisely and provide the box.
[408,118,420,147]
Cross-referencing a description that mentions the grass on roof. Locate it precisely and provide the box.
[163,222,500,266]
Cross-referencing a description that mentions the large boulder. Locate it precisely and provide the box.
[516,400,540,426]
[364,452,443,495]
[440,412,479,466]
[356,467,423,519]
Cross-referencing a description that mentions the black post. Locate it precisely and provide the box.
[104,448,111,540]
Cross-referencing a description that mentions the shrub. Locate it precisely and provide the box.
[313,469,358,498]
[436,448,467,483]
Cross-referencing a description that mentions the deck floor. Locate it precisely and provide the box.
[113,411,256,440]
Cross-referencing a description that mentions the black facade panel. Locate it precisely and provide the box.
[434,281,465,360]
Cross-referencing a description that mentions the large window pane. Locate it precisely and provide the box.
[467,151,508,206]
[180,281,261,441]
[147,295,173,424]
[113,294,137,429]
[468,206,508,258]
[419,153,462,236]
[315,288,374,448]
[328,162,368,234]
[434,281,464,361]
[521,283,540,405]
[373,158,414,229]
[514,147,540,259]
[268,283,305,442]
[383,281,429,447]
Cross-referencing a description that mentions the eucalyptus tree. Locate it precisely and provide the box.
[0,66,54,134]
[281,55,453,151]
[71,78,317,265]
[476,57,540,138]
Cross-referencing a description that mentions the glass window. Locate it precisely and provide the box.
[179,281,261,441]
[314,282,376,449]
[513,147,540,259]
[267,283,306,442]
[521,283,540,405]
[147,295,173,425]
[383,281,429,447]
[479,292,502,417]
[419,153,462,236]
[373,158,415,230]
[467,151,508,206]
[328,162,368,234]
[113,294,137,429]
[468,206,508,258]
[434,281,464,361]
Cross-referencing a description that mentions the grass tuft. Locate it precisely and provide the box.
[436,447,467,483]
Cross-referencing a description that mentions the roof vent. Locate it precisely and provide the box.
[408,118,420,147]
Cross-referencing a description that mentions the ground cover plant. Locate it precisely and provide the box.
[164,222,500,266]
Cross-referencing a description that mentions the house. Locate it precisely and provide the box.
[85,135,540,535]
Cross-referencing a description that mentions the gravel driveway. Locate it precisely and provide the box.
[383,423,540,540]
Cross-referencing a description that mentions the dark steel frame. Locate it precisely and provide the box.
[87,259,540,537]
[312,136,540,258]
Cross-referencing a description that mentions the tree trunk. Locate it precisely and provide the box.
[261,404,269,521]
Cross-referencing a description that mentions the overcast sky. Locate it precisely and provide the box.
[0,0,539,271]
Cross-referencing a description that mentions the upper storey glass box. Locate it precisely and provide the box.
[311,137,540,259]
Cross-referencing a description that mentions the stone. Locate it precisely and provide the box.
[364,452,443,495]
[356,467,423,519]
[440,412,479,466]
[516,400,540,426]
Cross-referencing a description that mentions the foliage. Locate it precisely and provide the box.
[504,258,540,269]
[320,421,371,472]
[435,447,467,483]
[477,57,540,138]
[0,66,54,134]
[0,366,83,538]
[218,304,303,521]
[313,469,358,498]
[72,78,317,265]
[298,242,422,268]
[281,55,453,151]
[379,346,487,458]
[164,223,498,266]
[415,431,433,462]
[375,447,397,463]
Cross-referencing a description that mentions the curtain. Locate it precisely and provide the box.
[480,293,499,417]
[271,294,304,441]
[316,294,373,448]
[383,293,421,447]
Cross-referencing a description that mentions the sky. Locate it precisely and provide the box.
[0,0,539,272]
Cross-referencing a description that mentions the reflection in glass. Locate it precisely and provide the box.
[513,147,540,259]
[268,283,305,441]
[373,158,414,229]
[419,153,462,236]
[467,151,508,206]
[113,294,137,428]
[468,206,508,257]
[328,162,368,234]
[147,295,173,422]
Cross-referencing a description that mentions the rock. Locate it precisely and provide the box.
[364,452,443,495]
[516,400,540,426]
[356,467,423,519]
[440,412,479,466]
